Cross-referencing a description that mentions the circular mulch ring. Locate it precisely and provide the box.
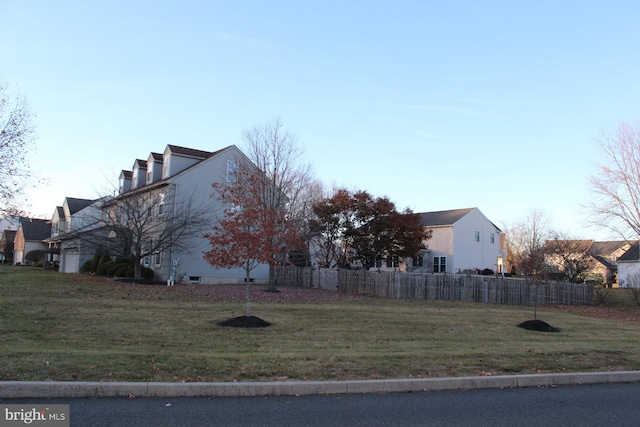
[517,319,561,332]
[217,316,272,328]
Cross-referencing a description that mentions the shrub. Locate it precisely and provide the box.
[594,285,613,306]
[481,268,494,276]
[79,260,93,273]
[96,255,113,276]
[141,267,154,279]
[90,254,102,272]
[25,250,47,266]
[115,266,130,277]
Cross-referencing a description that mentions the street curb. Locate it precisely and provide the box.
[2,371,640,398]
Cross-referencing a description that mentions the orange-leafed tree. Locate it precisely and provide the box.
[203,160,301,317]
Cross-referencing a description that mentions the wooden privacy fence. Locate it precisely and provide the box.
[278,267,594,306]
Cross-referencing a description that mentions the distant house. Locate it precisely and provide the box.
[411,207,504,274]
[13,218,51,265]
[589,241,633,286]
[46,197,101,273]
[543,240,631,286]
[614,241,640,288]
[0,216,20,263]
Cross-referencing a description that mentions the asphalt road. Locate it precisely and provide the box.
[3,382,640,426]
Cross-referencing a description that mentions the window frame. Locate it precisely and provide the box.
[433,256,447,273]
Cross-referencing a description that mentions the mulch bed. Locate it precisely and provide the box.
[217,316,272,328]
[517,319,561,332]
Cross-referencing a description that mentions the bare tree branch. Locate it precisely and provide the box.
[587,119,640,240]
[0,81,36,215]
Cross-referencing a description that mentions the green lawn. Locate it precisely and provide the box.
[1,265,640,382]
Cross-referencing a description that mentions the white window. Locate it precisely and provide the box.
[157,193,165,216]
[147,171,153,183]
[142,240,152,267]
[386,256,399,268]
[433,256,446,273]
[226,160,238,182]
[154,250,162,266]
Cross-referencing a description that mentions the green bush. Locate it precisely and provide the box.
[90,254,102,272]
[79,260,93,273]
[105,260,131,276]
[96,255,113,276]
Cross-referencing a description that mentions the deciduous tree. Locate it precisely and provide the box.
[0,81,36,215]
[588,118,640,239]
[81,188,212,279]
[308,188,352,268]
[241,117,315,288]
[505,209,552,276]
[204,161,300,316]
[311,189,430,270]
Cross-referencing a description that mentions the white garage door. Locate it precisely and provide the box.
[62,248,79,273]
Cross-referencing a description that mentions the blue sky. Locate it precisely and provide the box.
[2,0,639,238]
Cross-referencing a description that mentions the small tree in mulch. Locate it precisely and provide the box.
[517,278,561,333]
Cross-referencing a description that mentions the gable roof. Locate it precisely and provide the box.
[618,241,640,262]
[66,197,94,215]
[19,218,51,241]
[149,152,163,161]
[418,208,476,227]
[590,241,630,257]
[114,145,236,199]
[166,145,215,159]
[133,159,147,168]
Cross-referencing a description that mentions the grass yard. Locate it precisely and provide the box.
[1,265,640,382]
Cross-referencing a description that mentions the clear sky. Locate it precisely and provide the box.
[2,0,639,239]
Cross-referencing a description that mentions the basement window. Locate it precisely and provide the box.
[188,276,201,283]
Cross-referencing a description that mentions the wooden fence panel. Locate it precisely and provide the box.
[277,267,593,306]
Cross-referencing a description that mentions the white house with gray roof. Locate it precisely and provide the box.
[414,207,504,274]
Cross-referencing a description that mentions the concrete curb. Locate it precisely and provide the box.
[2,371,640,398]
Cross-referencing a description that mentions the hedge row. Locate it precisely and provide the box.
[80,254,154,279]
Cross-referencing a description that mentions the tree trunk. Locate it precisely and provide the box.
[134,261,143,279]
[245,261,252,317]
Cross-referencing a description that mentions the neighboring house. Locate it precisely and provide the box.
[411,207,504,274]
[13,218,51,265]
[589,241,632,286]
[46,197,101,273]
[616,241,640,288]
[105,144,269,284]
[0,216,20,263]
[543,240,631,286]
